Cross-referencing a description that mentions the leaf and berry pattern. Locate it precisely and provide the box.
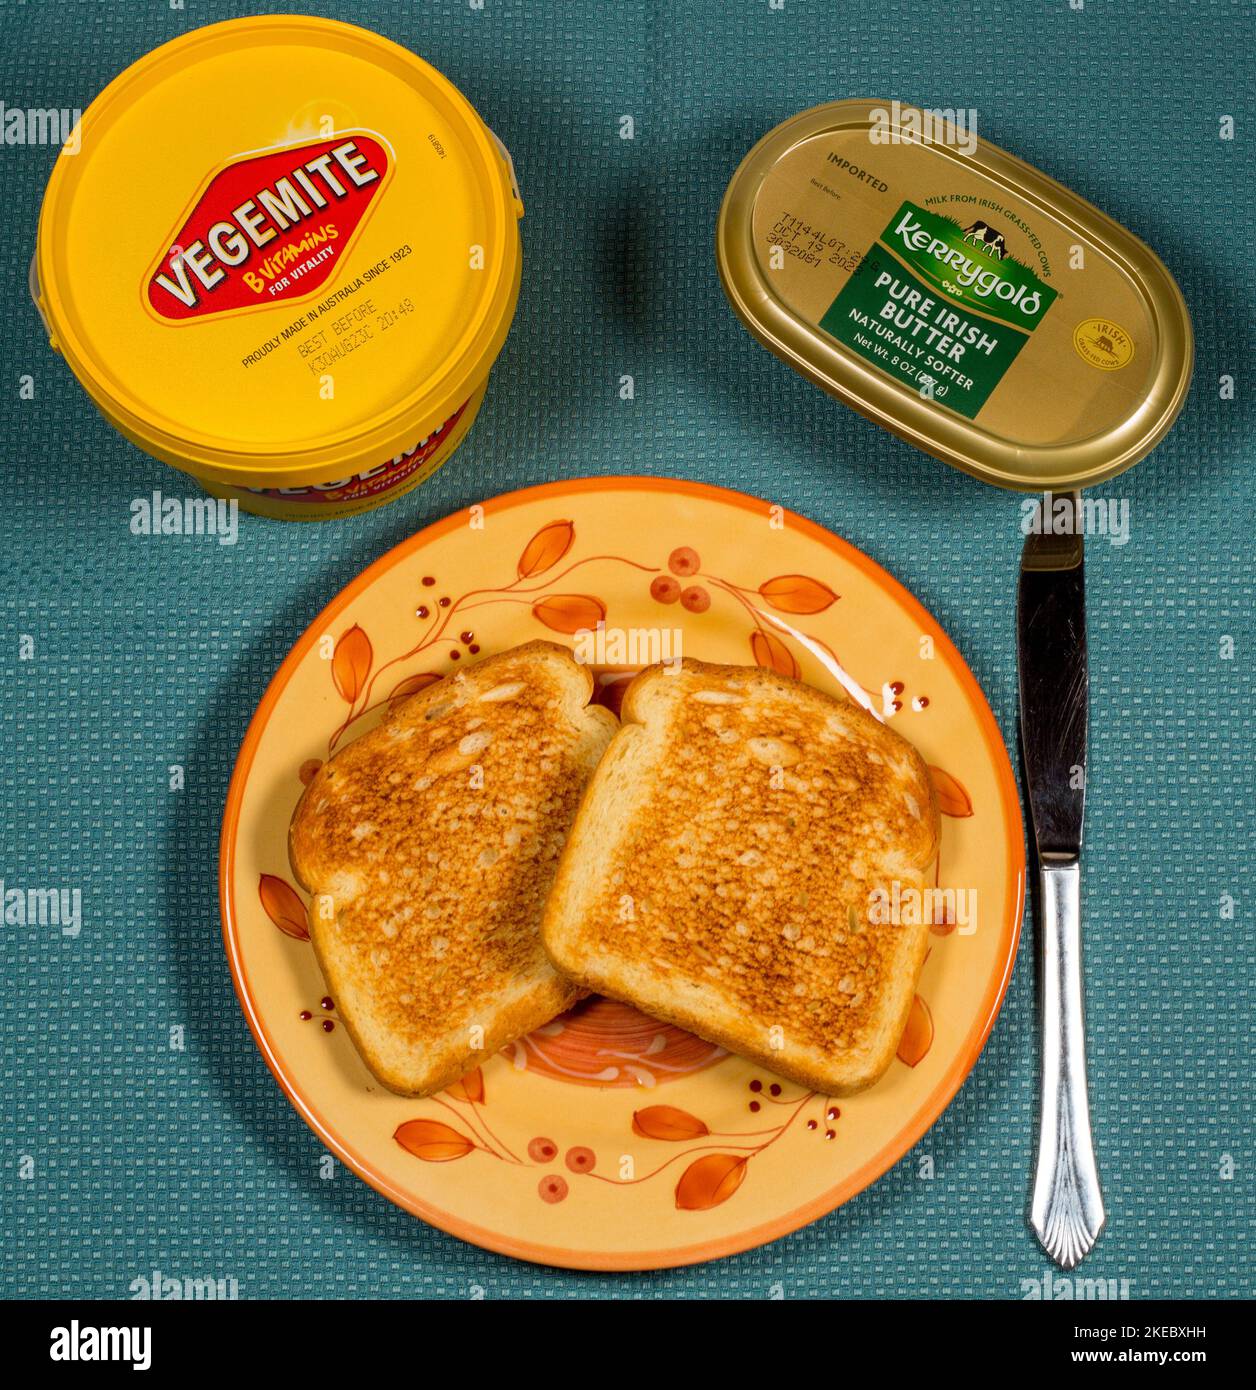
[321,518,649,753]
[309,519,967,760]
[393,1073,837,1211]
[392,1068,523,1165]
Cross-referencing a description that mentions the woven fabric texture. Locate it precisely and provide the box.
[1,0,1252,1299]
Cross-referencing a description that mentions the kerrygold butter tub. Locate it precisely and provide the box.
[717,101,1193,490]
[32,16,524,520]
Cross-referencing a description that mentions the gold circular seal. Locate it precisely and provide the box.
[1073,318,1134,370]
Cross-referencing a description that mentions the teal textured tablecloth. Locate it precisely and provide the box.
[2,0,1252,1299]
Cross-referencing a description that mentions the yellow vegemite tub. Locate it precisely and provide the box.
[33,15,524,519]
[717,101,1193,490]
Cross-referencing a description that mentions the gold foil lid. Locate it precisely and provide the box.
[717,101,1192,490]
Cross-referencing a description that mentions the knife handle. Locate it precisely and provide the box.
[1030,861,1106,1268]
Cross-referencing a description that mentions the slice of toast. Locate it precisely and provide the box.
[541,659,940,1094]
[290,641,616,1096]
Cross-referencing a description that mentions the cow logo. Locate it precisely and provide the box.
[144,132,392,323]
[884,202,1056,328]
[1072,317,1134,370]
[961,220,1006,260]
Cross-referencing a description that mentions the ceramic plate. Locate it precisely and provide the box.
[220,477,1024,1269]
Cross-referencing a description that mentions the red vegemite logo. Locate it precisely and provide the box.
[145,134,390,322]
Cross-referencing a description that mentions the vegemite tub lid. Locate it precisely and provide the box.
[717,101,1193,490]
[33,15,524,487]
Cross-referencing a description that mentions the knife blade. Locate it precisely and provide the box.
[1018,492,1106,1269]
[1018,512,1087,860]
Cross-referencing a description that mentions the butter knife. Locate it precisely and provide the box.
[1018,495,1106,1268]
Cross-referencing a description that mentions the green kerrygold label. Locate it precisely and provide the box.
[819,201,1058,418]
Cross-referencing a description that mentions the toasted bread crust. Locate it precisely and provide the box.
[542,659,940,1095]
[290,641,615,1096]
